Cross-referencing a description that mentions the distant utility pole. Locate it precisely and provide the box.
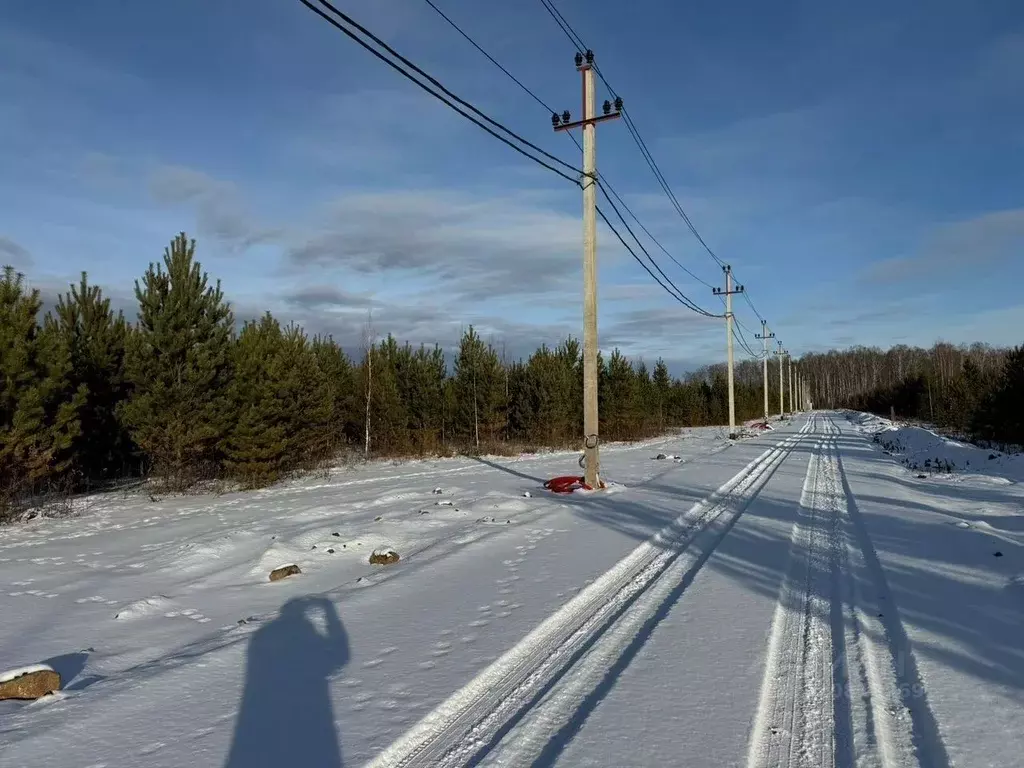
[553,49,622,488]
[713,265,745,438]
[755,320,775,421]
[774,342,786,418]
[789,357,795,415]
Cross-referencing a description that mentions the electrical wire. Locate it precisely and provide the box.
[714,290,764,359]
[598,177,716,289]
[419,0,583,159]
[733,319,763,359]
[596,207,721,317]
[538,0,587,53]
[421,0,558,117]
[538,0,782,324]
[420,0,719,298]
[741,290,766,324]
[304,0,723,317]
[299,0,583,182]
[597,181,722,317]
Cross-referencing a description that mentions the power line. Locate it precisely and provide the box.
[598,178,716,290]
[421,0,719,307]
[305,0,719,320]
[742,290,766,324]
[539,0,727,265]
[537,0,783,321]
[598,181,722,317]
[596,207,721,318]
[547,0,780,346]
[418,0,583,160]
[734,319,763,359]
[538,0,587,53]
[421,0,718,295]
[299,0,583,183]
[421,0,558,117]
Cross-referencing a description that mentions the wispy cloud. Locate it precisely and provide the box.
[148,165,283,251]
[0,236,32,268]
[862,208,1024,284]
[603,306,721,360]
[286,188,592,303]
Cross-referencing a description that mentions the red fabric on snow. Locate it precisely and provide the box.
[544,475,591,493]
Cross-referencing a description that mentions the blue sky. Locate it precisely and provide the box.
[2,0,1022,370]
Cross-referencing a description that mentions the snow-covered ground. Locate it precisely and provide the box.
[1,415,1022,767]
[849,410,1024,481]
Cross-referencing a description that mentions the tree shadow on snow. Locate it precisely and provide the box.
[469,455,547,484]
[225,596,349,768]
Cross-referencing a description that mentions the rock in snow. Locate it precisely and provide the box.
[369,548,400,565]
[0,665,60,700]
[269,564,301,582]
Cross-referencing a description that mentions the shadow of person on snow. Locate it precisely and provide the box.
[225,596,349,768]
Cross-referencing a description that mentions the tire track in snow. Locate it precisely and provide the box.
[748,413,840,768]
[478,420,816,768]
[368,421,816,768]
[832,416,952,768]
[748,414,951,768]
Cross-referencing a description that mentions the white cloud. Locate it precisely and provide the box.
[286,187,595,303]
[0,236,32,268]
[147,165,283,250]
[862,208,1024,284]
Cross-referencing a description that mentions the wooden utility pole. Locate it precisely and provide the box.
[755,319,775,421]
[553,50,621,488]
[713,266,744,438]
[774,342,786,418]
[789,357,795,415]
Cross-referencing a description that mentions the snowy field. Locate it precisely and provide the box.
[1,414,1021,767]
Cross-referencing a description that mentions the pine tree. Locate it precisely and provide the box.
[453,327,504,448]
[601,348,637,440]
[0,267,84,513]
[365,336,407,454]
[279,323,334,467]
[395,343,447,453]
[635,359,656,435]
[653,358,671,430]
[223,316,334,487]
[119,234,234,488]
[975,346,1024,445]
[46,272,133,484]
[223,314,289,486]
[311,335,358,447]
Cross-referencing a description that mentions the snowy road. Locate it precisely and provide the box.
[1,414,1022,767]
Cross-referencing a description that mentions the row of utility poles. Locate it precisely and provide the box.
[555,49,812,483]
[721,288,807,437]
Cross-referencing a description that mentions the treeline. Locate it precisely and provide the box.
[799,343,1024,446]
[1,233,770,518]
